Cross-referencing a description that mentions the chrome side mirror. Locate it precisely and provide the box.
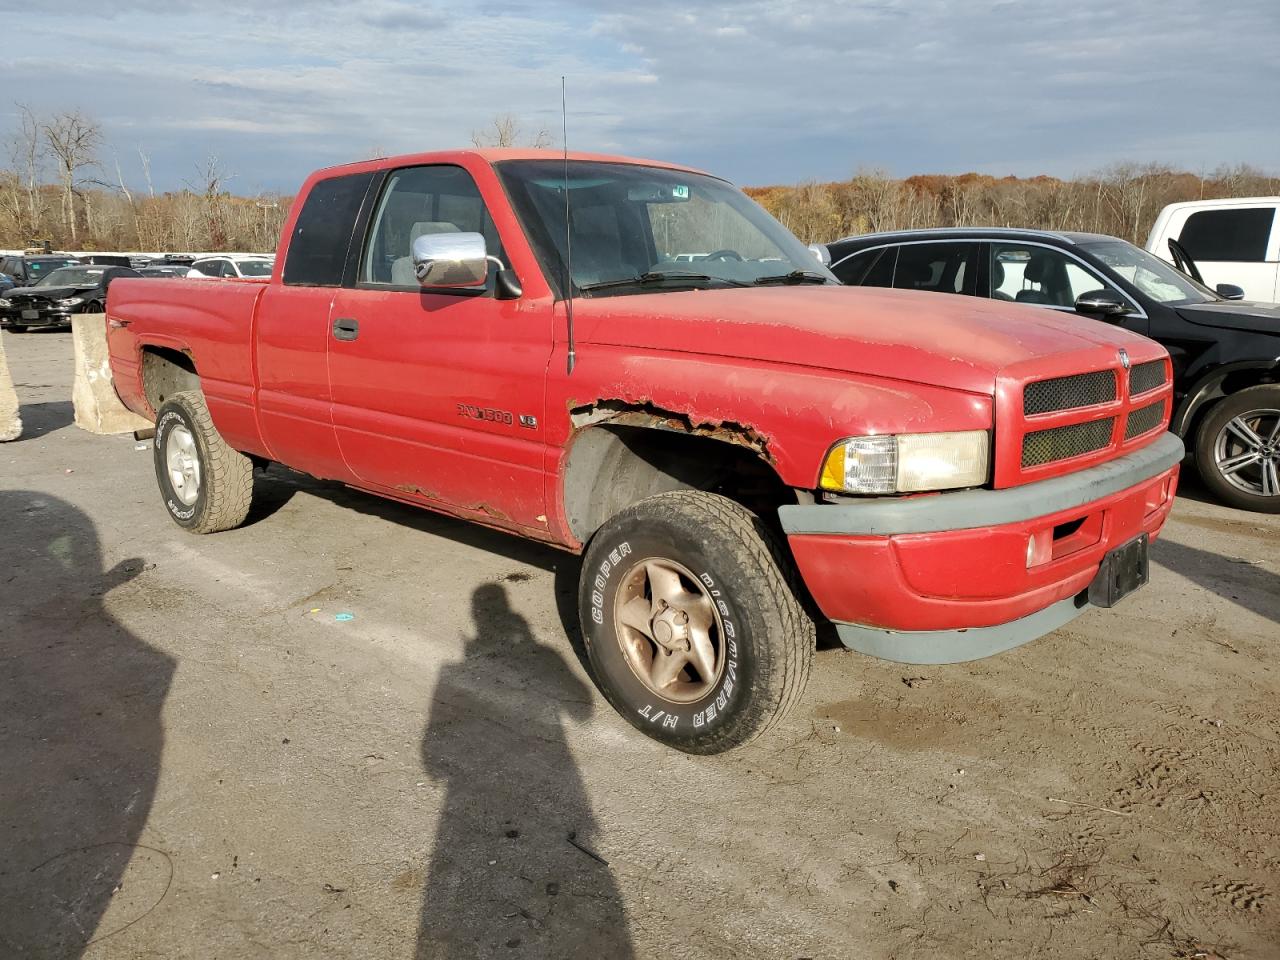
[1074,289,1130,318]
[412,232,490,289]
[808,243,832,266]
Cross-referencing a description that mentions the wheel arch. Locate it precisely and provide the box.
[141,344,201,415]
[1172,359,1280,440]
[560,403,798,545]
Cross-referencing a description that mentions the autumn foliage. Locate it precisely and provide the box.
[746,165,1280,246]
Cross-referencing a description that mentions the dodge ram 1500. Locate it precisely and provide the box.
[106,149,1183,753]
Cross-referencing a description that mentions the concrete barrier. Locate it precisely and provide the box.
[71,314,152,436]
[0,333,21,441]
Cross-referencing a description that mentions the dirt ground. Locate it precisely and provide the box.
[1,328,1277,960]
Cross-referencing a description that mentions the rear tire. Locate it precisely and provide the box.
[1195,385,1280,513]
[153,390,254,533]
[579,490,814,754]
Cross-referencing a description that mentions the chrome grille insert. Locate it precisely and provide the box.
[1125,401,1165,440]
[1024,370,1117,416]
[1128,360,1167,396]
[1022,418,1116,468]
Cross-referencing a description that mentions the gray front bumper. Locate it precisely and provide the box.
[780,432,1185,664]
[779,431,1185,536]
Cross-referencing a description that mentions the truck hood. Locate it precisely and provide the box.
[1177,300,1280,336]
[573,286,1155,395]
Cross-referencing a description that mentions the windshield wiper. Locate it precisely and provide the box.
[753,270,831,286]
[579,271,749,292]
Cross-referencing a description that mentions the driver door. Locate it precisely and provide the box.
[326,163,554,533]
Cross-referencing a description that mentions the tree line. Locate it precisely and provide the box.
[3,104,1277,254]
[1,104,289,253]
[746,164,1280,246]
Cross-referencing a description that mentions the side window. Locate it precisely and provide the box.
[221,261,239,278]
[831,247,895,287]
[360,165,504,287]
[1065,262,1108,300]
[893,243,976,295]
[283,171,376,287]
[990,244,1113,309]
[1179,208,1275,262]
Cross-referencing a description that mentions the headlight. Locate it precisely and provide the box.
[56,297,84,307]
[820,431,990,494]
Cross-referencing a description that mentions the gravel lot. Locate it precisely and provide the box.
[2,328,1277,960]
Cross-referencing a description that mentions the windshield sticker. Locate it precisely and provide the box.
[672,185,689,199]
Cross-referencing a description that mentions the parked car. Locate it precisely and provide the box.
[137,264,194,279]
[0,253,81,287]
[0,264,140,331]
[825,227,1280,511]
[106,149,1181,753]
[187,255,274,279]
[1146,197,1279,304]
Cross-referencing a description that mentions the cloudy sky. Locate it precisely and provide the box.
[2,0,1277,194]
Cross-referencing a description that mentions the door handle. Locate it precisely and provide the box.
[332,317,359,341]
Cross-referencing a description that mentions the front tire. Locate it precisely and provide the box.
[579,491,814,754]
[1195,385,1280,513]
[153,391,254,533]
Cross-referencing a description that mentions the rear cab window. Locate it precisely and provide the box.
[283,171,377,287]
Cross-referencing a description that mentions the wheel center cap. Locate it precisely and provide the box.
[650,608,689,652]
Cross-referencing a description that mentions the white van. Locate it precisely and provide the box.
[1146,197,1280,303]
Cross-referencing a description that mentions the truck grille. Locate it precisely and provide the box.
[1125,401,1166,440]
[1024,370,1117,415]
[1022,418,1116,468]
[1128,360,1167,396]
[998,351,1175,486]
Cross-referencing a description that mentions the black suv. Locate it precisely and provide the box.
[0,264,140,331]
[825,228,1280,512]
[0,253,81,287]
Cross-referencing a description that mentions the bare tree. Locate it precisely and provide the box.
[138,145,155,200]
[42,110,102,244]
[184,156,235,248]
[8,103,44,235]
[470,113,552,149]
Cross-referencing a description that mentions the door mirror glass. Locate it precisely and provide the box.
[1215,282,1246,301]
[412,232,489,289]
[1074,289,1130,317]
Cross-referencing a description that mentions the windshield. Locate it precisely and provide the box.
[1079,239,1218,306]
[37,266,104,287]
[236,259,273,277]
[27,259,78,281]
[497,160,834,297]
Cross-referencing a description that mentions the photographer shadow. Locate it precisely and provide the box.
[415,583,634,959]
[0,492,174,958]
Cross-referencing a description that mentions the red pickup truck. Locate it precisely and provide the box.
[107,149,1183,754]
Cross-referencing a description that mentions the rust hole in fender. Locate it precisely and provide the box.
[568,399,775,463]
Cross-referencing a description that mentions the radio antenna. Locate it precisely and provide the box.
[561,76,576,375]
